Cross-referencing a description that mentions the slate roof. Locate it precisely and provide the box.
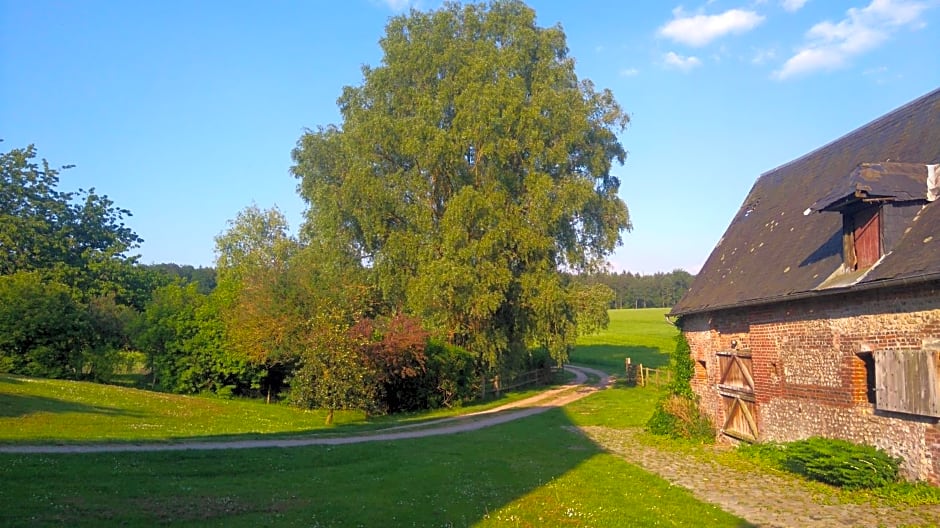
[671,88,940,317]
[809,162,931,212]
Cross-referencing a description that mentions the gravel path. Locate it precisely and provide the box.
[0,364,610,455]
[581,426,940,528]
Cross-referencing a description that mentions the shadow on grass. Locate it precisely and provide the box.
[571,344,669,371]
[0,400,755,527]
[0,393,144,419]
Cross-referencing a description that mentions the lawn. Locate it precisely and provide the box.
[570,308,677,373]
[0,309,753,527]
[0,374,560,444]
[0,384,747,527]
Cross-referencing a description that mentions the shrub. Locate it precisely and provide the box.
[782,437,900,489]
[0,272,88,378]
[646,333,714,441]
[355,313,430,413]
[647,394,714,441]
[421,340,479,409]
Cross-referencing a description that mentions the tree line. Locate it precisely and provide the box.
[2,1,645,420]
[569,269,695,310]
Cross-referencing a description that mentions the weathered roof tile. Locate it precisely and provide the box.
[672,89,940,316]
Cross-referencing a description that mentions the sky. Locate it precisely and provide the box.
[2,0,938,274]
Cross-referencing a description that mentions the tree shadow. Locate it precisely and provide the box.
[571,344,669,370]
[0,393,143,418]
[0,397,755,527]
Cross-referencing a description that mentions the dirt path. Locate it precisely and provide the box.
[7,367,937,526]
[0,364,610,455]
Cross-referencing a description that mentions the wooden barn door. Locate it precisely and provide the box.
[717,350,758,441]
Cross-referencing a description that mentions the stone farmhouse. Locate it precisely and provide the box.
[670,88,940,483]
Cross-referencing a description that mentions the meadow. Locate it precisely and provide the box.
[0,308,754,527]
[570,308,675,371]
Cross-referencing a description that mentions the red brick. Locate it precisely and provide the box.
[681,281,940,483]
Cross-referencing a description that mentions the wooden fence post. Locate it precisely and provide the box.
[624,357,637,387]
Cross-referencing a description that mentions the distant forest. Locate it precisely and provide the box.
[152,265,697,311]
[570,269,695,309]
[142,263,216,294]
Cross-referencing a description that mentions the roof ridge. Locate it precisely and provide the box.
[758,87,940,179]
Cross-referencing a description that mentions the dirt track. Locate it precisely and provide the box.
[6,366,938,526]
[0,365,610,454]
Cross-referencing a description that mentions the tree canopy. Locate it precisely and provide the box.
[292,0,631,370]
[0,143,144,305]
[0,144,153,380]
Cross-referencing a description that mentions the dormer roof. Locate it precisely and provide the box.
[810,162,931,213]
[671,88,940,317]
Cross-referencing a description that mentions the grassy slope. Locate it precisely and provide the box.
[0,387,744,528]
[0,309,750,527]
[0,375,558,443]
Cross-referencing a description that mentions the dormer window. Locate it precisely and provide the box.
[843,205,881,270]
[808,162,932,275]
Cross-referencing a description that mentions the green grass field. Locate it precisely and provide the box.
[571,308,676,373]
[0,387,744,527]
[0,374,563,444]
[0,309,754,527]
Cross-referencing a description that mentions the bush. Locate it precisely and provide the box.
[0,272,88,378]
[646,333,714,441]
[356,314,430,413]
[647,395,714,441]
[414,340,479,410]
[782,437,901,489]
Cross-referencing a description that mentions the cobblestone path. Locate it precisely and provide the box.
[582,426,940,528]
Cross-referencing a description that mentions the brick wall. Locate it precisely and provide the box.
[680,280,940,483]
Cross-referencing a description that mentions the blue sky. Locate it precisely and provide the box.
[2,0,938,274]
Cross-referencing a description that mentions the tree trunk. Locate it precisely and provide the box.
[325,409,334,425]
[266,385,272,404]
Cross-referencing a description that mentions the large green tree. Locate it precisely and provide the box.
[291,1,631,371]
[0,144,145,305]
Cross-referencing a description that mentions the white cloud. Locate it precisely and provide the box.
[773,0,931,80]
[659,7,766,47]
[751,47,777,64]
[782,0,809,12]
[663,51,703,71]
[620,67,640,77]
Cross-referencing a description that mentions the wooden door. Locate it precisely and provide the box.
[717,350,758,441]
[854,207,881,268]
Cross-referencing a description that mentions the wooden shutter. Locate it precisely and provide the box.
[874,349,940,417]
[854,207,881,268]
[717,350,758,441]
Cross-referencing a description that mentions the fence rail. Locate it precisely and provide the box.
[624,358,672,387]
[481,366,555,398]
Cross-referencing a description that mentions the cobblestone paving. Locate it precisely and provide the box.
[581,426,940,528]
